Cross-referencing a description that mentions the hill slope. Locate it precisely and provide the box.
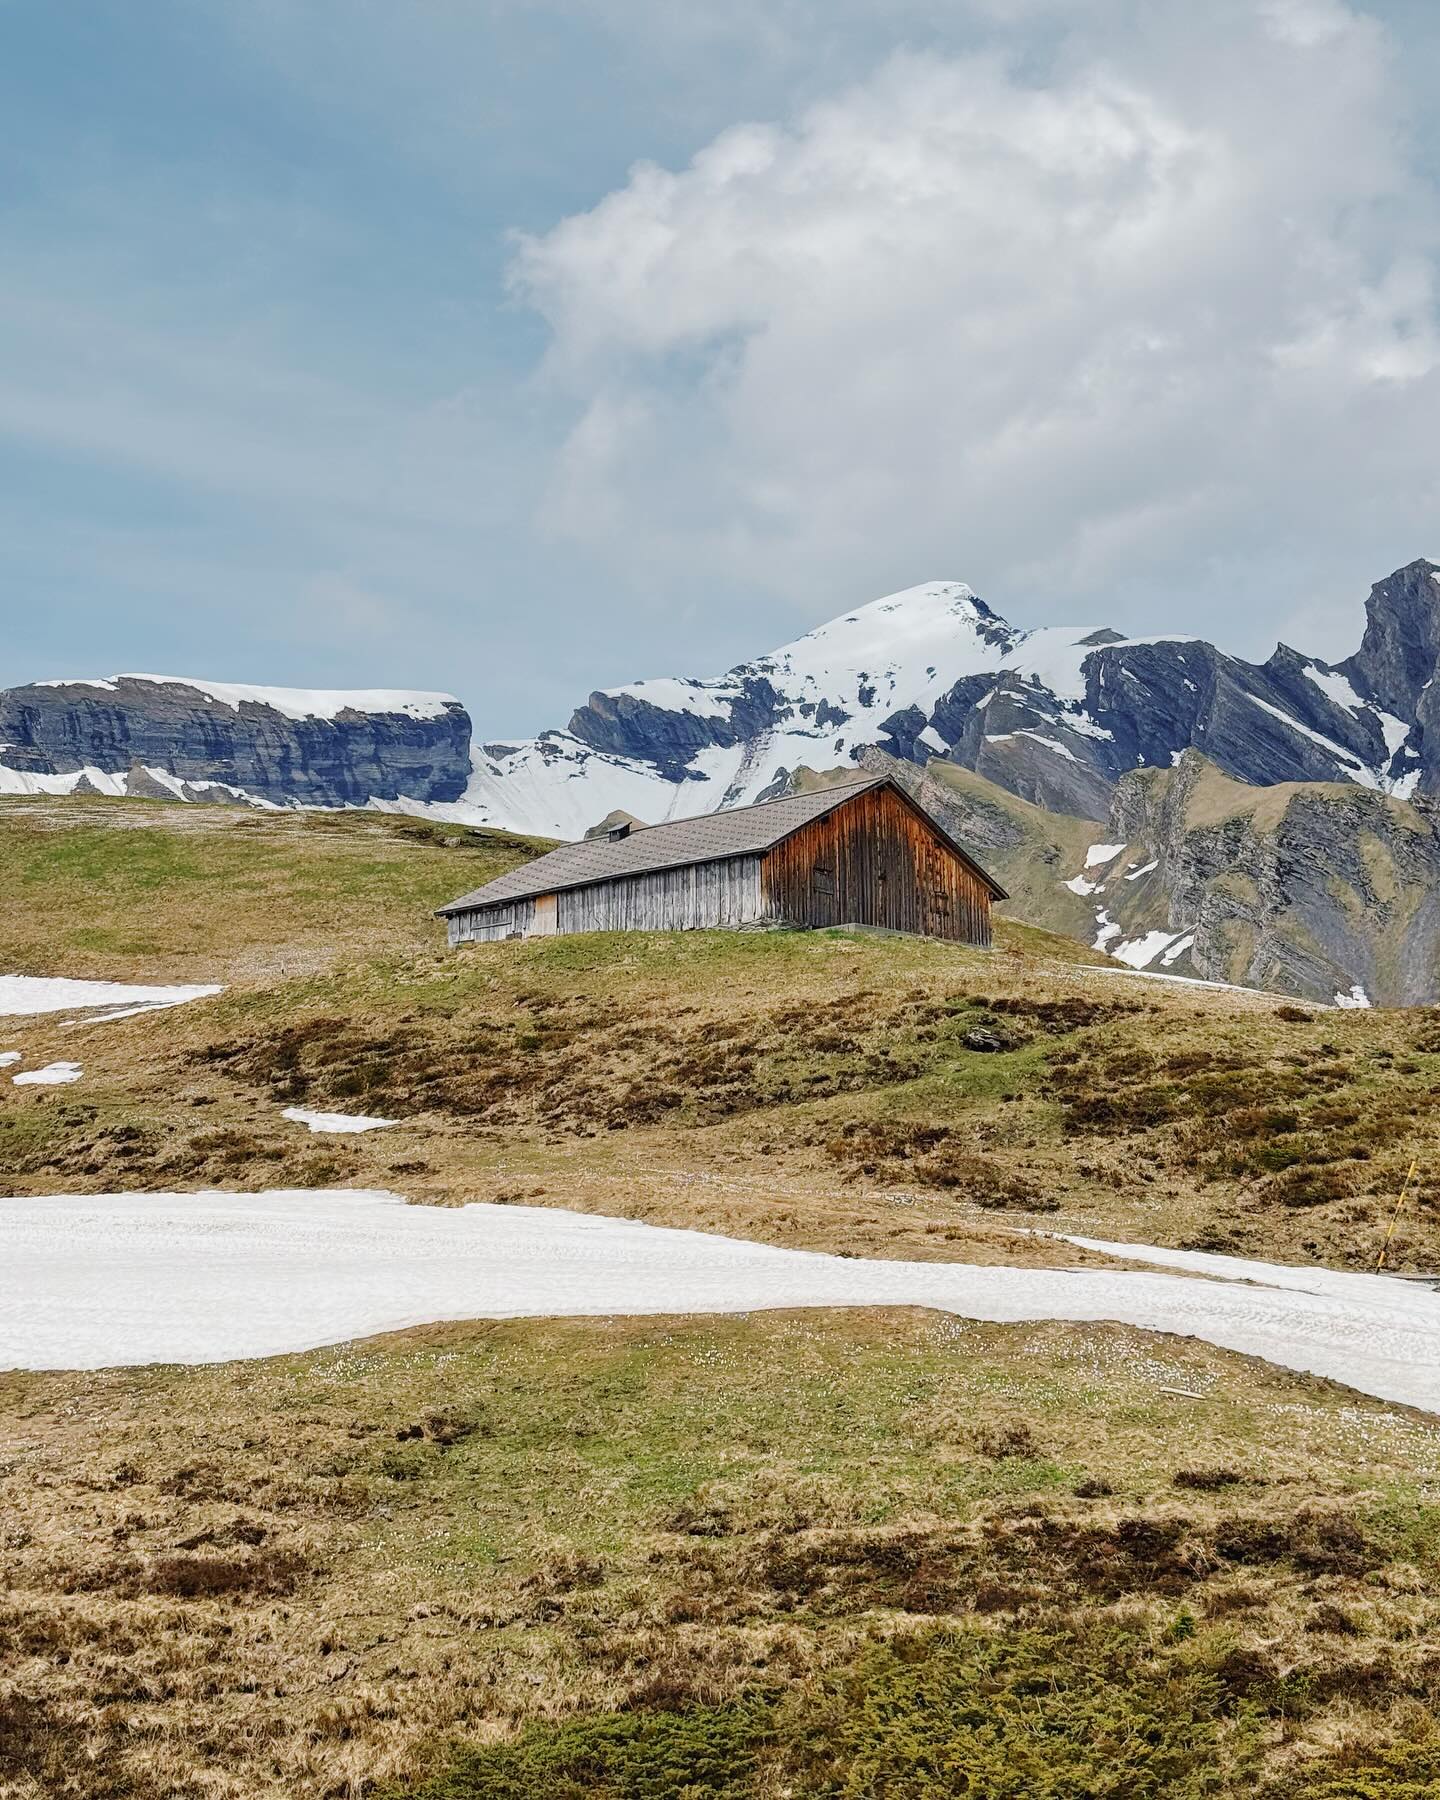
[5,795,1440,1797]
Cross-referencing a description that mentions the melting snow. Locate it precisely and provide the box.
[0,1051,20,1068]
[1065,874,1099,896]
[1160,933,1195,967]
[14,1062,82,1086]
[0,976,224,1019]
[1111,928,1189,970]
[1124,859,1159,880]
[282,1107,396,1135]
[5,1193,1440,1410]
[1335,984,1372,1009]
[1085,843,1127,869]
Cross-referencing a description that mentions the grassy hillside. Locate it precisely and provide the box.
[4,794,1440,1797]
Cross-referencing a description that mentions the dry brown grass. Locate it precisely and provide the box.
[4,1310,1440,1798]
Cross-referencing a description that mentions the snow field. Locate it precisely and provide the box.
[0,975,224,1019]
[4,1192,1440,1411]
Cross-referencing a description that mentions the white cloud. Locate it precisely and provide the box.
[512,0,1440,655]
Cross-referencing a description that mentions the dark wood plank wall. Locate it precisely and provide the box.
[759,785,992,945]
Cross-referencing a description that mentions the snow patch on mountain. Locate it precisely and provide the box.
[35,675,459,723]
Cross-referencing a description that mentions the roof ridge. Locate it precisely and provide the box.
[623,771,881,837]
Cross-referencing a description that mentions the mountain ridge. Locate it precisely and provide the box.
[451,559,1436,838]
[7,559,1440,1004]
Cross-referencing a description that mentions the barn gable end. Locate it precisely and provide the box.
[761,781,996,945]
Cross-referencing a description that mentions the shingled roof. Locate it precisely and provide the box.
[437,774,1005,915]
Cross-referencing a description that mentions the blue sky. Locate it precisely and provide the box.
[5,1,1440,735]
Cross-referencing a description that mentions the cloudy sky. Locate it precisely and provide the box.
[5,0,1440,733]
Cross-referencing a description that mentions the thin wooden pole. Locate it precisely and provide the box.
[1376,1157,1419,1273]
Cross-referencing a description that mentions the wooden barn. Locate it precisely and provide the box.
[437,775,1005,947]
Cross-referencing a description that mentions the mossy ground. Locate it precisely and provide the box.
[3,795,1440,1797]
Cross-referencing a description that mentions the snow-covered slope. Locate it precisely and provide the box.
[442,583,1177,835]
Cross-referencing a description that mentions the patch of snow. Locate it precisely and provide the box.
[1335,984,1371,1009]
[916,724,949,754]
[0,763,131,799]
[1160,933,1195,966]
[1375,711,1411,757]
[1390,770,1422,801]
[1004,625,1104,701]
[1242,693,1378,785]
[14,1061,82,1086]
[107,676,459,723]
[1084,842,1127,869]
[1111,928,1189,970]
[1092,910,1122,950]
[0,976,224,1019]
[1086,965,1266,998]
[7,1194,1440,1413]
[1011,730,1079,762]
[282,1107,396,1135]
[1303,663,1367,714]
[1124,859,1159,880]
[0,1051,20,1068]
[598,676,733,721]
[1064,874,1099,896]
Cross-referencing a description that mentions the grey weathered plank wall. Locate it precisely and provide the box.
[556,855,766,932]
[447,896,538,945]
[447,855,767,942]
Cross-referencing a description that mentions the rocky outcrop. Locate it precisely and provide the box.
[1102,753,1440,1004]
[0,677,471,808]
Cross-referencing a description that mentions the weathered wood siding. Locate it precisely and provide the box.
[447,897,538,945]
[557,855,765,932]
[760,784,992,945]
[447,856,766,942]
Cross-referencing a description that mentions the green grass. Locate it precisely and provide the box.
[0,800,547,979]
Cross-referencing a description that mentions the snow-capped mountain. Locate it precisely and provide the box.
[441,561,1437,838]
[4,558,1439,835]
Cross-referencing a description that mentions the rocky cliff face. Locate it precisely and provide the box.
[1102,754,1440,1006]
[455,560,1440,839]
[0,676,471,808]
[905,745,1440,1008]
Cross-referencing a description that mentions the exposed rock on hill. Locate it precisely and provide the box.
[0,676,471,809]
[895,748,1440,1007]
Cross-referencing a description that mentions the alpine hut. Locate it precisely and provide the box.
[437,775,1005,947]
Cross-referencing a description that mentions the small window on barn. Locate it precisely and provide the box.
[812,864,834,895]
